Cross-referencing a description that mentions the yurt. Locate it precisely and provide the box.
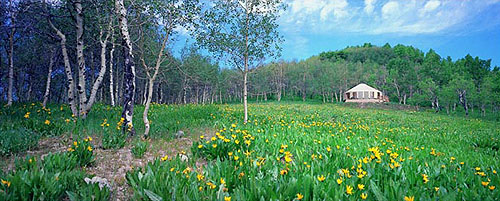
[344,83,388,103]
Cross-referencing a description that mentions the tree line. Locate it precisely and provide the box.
[0,0,284,136]
[1,0,499,137]
[249,43,500,117]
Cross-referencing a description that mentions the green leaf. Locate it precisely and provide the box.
[66,191,78,201]
[145,189,163,201]
[370,180,388,201]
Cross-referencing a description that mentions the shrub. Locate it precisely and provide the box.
[1,149,109,200]
[0,167,91,200]
[14,155,39,172]
[42,152,79,172]
[126,157,209,200]
[101,131,127,150]
[66,181,111,201]
[131,140,148,158]
[68,136,95,167]
[22,116,63,136]
[0,128,40,156]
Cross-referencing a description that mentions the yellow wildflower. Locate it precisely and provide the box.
[358,184,365,190]
[346,185,353,195]
[224,196,231,201]
[422,174,429,183]
[404,196,414,201]
[296,193,304,200]
[337,178,343,185]
[1,179,10,187]
[317,175,326,182]
[44,120,51,125]
[361,193,367,200]
[197,174,204,181]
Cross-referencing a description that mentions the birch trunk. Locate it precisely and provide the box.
[116,0,136,135]
[43,48,55,107]
[7,25,14,106]
[109,34,116,106]
[74,0,87,116]
[48,18,78,116]
[142,32,168,137]
[143,79,155,136]
[82,23,111,116]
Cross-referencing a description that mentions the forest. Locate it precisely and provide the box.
[1,1,499,120]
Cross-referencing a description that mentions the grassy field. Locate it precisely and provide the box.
[1,102,499,200]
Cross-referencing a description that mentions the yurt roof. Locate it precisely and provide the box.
[346,83,381,93]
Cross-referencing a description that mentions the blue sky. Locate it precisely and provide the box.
[279,0,500,67]
[174,0,500,67]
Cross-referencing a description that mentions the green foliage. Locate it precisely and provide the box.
[42,152,79,172]
[1,149,108,200]
[126,157,215,200]
[14,155,38,172]
[195,0,285,67]
[127,103,500,200]
[66,182,111,201]
[192,125,249,160]
[68,137,95,167]
[0,128,39,156]
[101,129,127,150]
[131,140,148,158]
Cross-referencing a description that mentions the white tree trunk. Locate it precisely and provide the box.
[142,33,168,137]
[7,26,14,106]
[74,0,87,116]
[116,0,136,135]
[109,32,115,106]
[243,70,248,123]
[48,18,78,116]
[42,49,55,107]
[143,80,154,136]
[83,24,111,115]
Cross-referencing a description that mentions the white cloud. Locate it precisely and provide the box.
[320,0,349,21]
[280,0,500,35]
[364,0,376,14]
[423,0,441,12]
[381,1,400,19]
[289,0,350,22]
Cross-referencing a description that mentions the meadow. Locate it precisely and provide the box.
[0,102,499,200]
